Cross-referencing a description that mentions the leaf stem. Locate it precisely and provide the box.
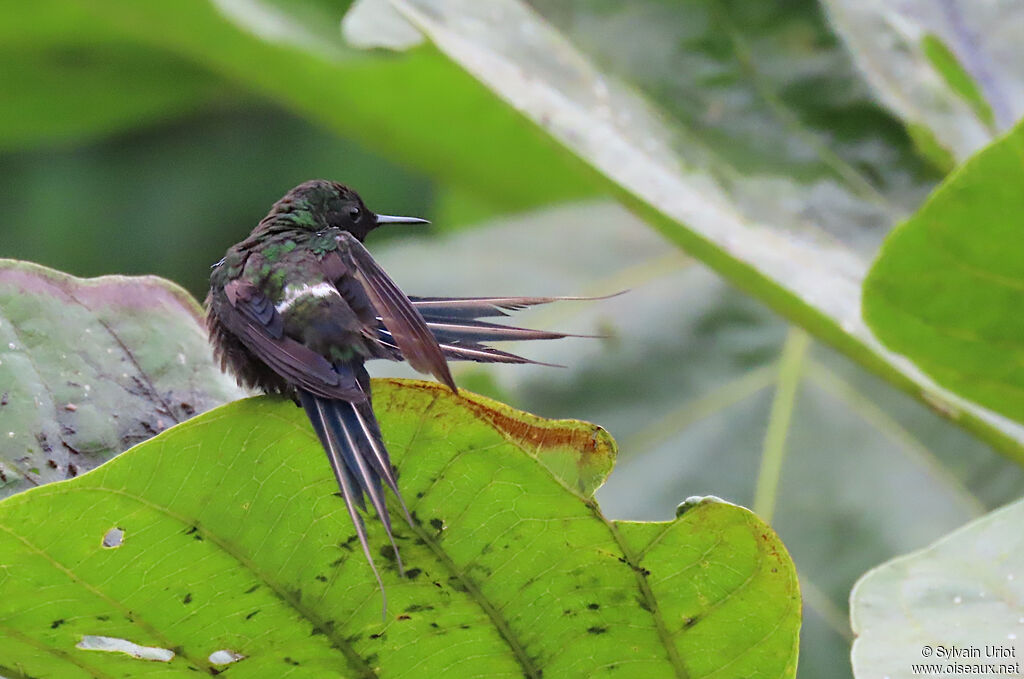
[754,328,810,522]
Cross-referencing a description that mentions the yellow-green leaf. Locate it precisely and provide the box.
[864,120,1024,425]
[0,379,800,678]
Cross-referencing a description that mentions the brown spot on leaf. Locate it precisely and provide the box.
[462,398,599,454]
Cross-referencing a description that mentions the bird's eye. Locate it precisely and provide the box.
[349,206,362,220]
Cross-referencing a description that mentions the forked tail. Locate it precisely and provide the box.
[298,378,412,619]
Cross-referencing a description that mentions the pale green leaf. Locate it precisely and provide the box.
[850,498,1024,679]
[373,202,1024,678]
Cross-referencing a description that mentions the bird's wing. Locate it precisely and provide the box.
[214,278,365,401]
[332,232,456,392]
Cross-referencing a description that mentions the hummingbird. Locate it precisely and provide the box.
[206,180,591,612]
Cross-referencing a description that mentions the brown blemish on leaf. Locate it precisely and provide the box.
[464,398,600,453]
[380,378,608,455]
[375,379,614,497]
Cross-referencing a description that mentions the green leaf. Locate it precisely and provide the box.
[0,259,245,498]
[850,497,1024,679]
[0,380,800,678]
[823,0,1022,160]
[920,34,996,130]
[905,122,957,174]
[864,120,1024,425]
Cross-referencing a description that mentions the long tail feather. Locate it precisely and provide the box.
[299,392,384,616]
[409,292,624,320]
[375,293,616,365]
[351,401,414,526]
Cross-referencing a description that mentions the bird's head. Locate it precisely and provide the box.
[265,179,429,241]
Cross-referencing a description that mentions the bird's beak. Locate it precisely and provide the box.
[375,213,431,226]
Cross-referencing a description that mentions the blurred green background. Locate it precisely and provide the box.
[4,1,1022,677]
[1,107,434,297]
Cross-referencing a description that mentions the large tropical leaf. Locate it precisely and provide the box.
[0,259,244,497]
[0,380,800,678]
[0,0,599,216]
[364,0,1024,457]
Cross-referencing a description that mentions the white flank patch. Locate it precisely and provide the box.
[274,282,338,314]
